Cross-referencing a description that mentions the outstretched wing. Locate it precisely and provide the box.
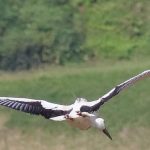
[0,97,72,120]
[80,70,150,112]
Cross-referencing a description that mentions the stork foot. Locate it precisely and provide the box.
[64,114,74,121]
[76,111,87,117]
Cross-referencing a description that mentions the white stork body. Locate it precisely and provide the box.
[66,114,92,130]
[0,70,150,140]
[51,98,97,130]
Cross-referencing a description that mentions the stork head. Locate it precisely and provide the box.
[95,118,112,140]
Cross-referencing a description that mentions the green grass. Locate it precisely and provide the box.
[0,60,150,149]
[0,60,149,133]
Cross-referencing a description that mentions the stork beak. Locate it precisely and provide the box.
[103,128,112,140]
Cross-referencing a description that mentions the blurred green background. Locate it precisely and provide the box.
[0,0,150,150]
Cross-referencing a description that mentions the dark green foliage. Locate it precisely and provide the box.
[0,0,150,70]
[0,0,86,70]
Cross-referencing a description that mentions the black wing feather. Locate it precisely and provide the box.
[0,98,71,119]
[80,70,150,112]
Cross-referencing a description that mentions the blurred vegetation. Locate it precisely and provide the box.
[0,1,150,149]
[84,0,150,60]
[0,0,150,70]
[0,0,86,70]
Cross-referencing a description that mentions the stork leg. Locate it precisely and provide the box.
[64,114,74,121]
[76,111,90,117]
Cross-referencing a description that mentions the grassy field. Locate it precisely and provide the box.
[0,59,150,150]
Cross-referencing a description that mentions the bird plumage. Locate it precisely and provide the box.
[0,97,72,119]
